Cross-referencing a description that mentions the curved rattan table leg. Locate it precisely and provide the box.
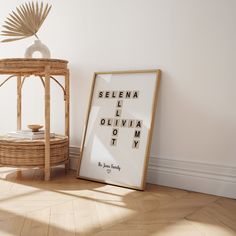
[0,74,17,88]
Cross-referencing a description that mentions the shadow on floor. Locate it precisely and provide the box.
[0,167,235,236]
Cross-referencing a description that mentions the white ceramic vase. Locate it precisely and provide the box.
[25,40,51,58]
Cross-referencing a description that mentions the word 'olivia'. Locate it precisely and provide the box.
[100,118,142,128]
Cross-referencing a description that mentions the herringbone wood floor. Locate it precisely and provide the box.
[0,167,235,236]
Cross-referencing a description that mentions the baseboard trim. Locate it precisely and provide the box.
[69,147,236,198]
[147,156,236,199]
[69,146,80,171]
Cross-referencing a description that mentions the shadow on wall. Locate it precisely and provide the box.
[69,66,92,146]
[150,70,235,165]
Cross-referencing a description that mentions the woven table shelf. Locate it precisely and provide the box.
[0,135,69,167]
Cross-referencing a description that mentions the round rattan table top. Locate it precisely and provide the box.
[0,58,68,75]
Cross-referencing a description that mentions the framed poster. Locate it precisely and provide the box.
[77,70,161,190]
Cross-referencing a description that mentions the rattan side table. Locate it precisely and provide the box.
[0,58,70,180]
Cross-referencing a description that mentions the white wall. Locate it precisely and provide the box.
[0,0,235,197]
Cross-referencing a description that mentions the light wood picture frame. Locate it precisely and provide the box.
[77,69,161,190]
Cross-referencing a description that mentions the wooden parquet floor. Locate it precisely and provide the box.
[0,167,235,236]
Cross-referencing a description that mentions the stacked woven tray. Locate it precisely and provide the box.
[0,135,68,167]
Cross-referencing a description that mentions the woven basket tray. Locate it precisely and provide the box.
[0,135,69,167]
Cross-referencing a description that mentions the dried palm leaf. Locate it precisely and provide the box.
[1,1,52,43]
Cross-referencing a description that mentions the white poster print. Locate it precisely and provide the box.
[78,70,160,190]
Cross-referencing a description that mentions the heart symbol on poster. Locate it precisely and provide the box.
[106,169,111,174]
